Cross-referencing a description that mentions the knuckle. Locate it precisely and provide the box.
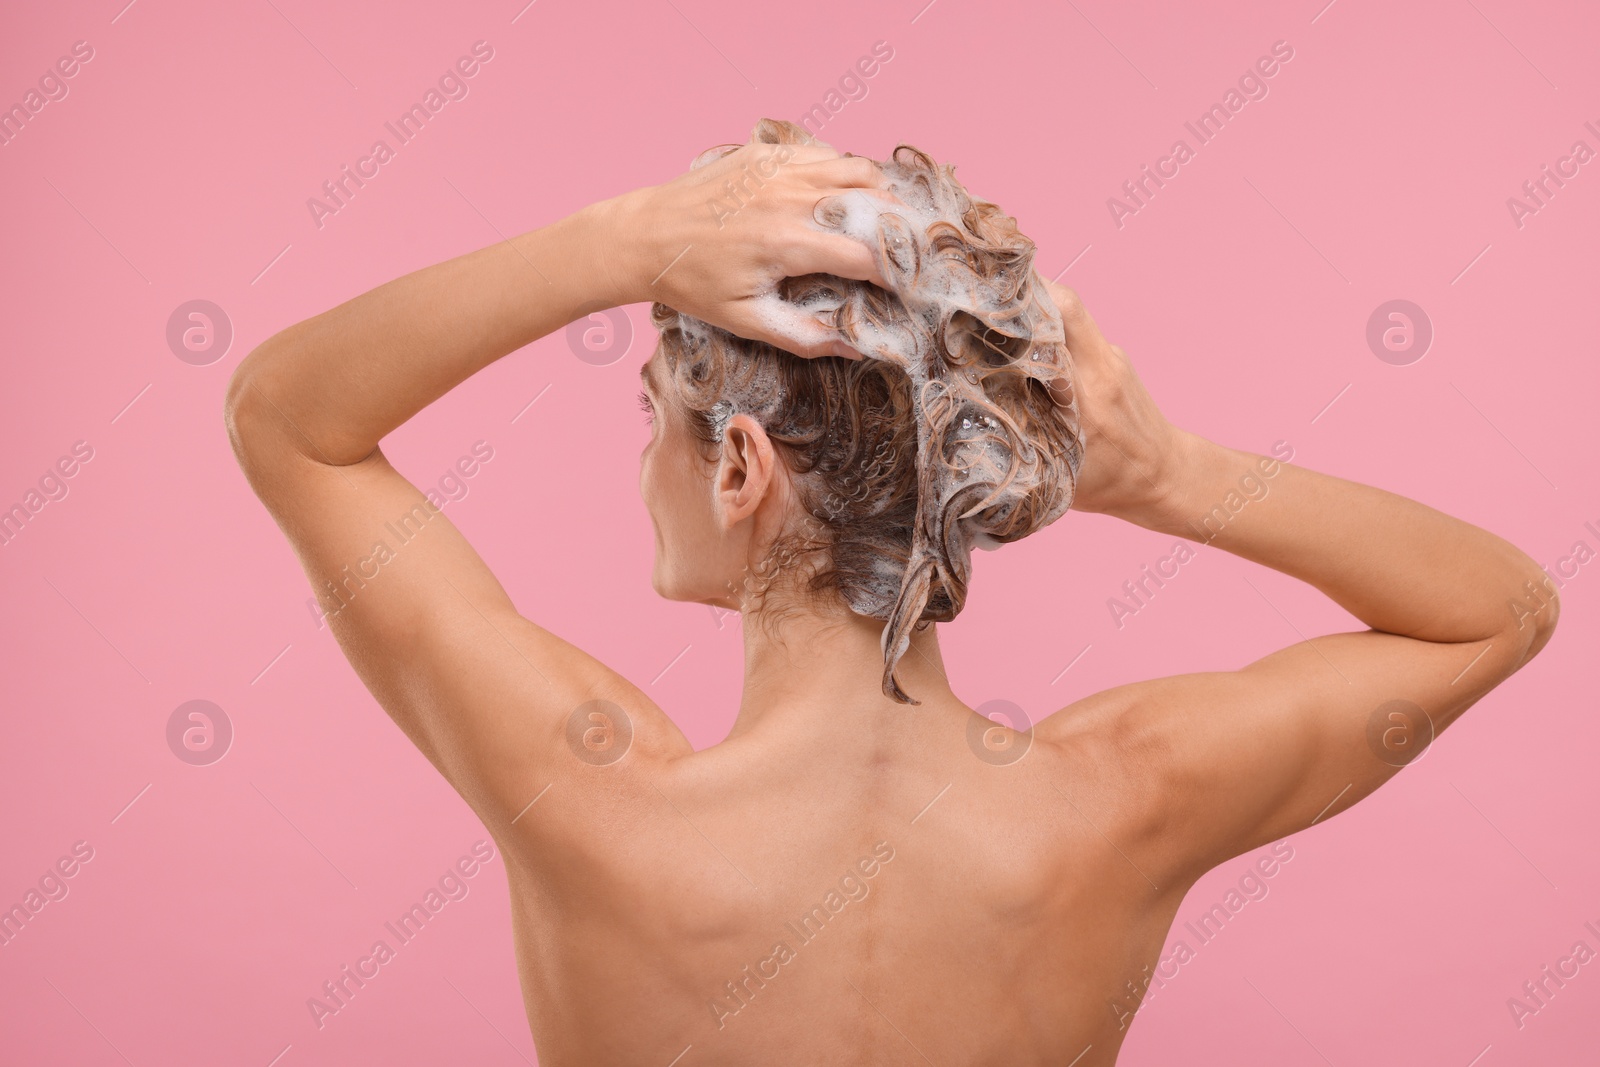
[841,156,883,185]
[775,234,819,273]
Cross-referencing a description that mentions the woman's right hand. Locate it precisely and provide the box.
[598,140,897,359]
[1037,276,1189,523]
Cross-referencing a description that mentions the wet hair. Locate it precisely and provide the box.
[651,118,1084,704]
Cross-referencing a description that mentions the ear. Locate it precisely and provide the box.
[716,414,779,528]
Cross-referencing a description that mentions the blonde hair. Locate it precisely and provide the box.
[653,119,1084,703]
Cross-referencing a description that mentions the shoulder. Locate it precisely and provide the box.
[1032,679,1216,888]
[1036,681,1184,792]
[493,684,694,863]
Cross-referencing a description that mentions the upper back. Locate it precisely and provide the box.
[499,700,1182,1067]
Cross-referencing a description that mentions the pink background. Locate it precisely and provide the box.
[2,0,1596,1063]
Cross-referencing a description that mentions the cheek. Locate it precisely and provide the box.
[638,422,667,498]
[667,460,721,546]
[640,430,695,522]
[641,464,677,537]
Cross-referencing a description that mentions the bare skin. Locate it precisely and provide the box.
[225,141,1560,1065]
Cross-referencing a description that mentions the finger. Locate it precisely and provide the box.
[778,144,844,165]
[814,187,904,223]
[1040,276,1115,366]
[741,296,865,361]
[797,155,886,190]
[810,190,902,243]
[780,232,887,289]
[697,141,836,174]
[746,143,840,169]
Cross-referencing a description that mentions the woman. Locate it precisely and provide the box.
[225,120,1558,1065]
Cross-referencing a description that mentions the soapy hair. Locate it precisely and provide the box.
[651,118,1084,704]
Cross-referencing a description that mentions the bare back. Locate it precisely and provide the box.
[502,692,1181,1067]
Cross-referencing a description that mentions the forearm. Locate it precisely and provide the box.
[1127,430,1557,652]
[227,200,631,465]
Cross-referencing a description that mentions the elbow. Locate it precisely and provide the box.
[1503,561,1561,666]
[1522,582,1560,662]
[222,344,281,473]
[222,352,258,462]
[222,357,249,451]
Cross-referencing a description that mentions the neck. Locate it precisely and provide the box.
[726,602,964,745]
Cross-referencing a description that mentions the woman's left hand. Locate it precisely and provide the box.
[1036,276,1187,522]
[598,140,897,359]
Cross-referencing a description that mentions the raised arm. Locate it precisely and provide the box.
[223,142,889,823]
[1038,280,1560,886]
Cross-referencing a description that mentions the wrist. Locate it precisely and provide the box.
[1133,432,1293,544]
[1110,427,1216,534]
[573,193,651,309]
